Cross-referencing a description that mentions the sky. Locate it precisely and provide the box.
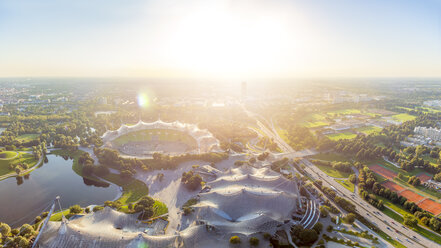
[0,0,440,79]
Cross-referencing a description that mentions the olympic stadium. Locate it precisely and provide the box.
[101,120,220,157]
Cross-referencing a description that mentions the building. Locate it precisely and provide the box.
[414,126,441,141]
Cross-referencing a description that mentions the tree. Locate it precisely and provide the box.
[326,225,333,232]
[93,206,104,212]
[313,222,323,234]
[134,196,155,220]
[0,222,11,236]
[19,224,34,236]
[299,229,318,245]
[17,236,30,248]
[319,206,329,218]
[94,165,110,176]
[249,237,259,246]
[349,174,357,184]
[344,213,356,224]
[403,214,418,228]
[69,204,82,214]
[229,236,241,244]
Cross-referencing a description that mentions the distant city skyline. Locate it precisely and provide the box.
[0,0,440,79]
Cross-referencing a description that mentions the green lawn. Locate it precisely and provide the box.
[101,173,149,205]
[16,133,40,142]
[422,154,439,167]
[49,209,71,221]
[112,129,197,147]
[0,152,37,176]
[310,152,352,162]
[0,151,18,159]
[315,164,351,178]
[326,132,357,141]
[303,121,329,128]
[355,125,382,135]
[153,200,168,216]
[391,113,416,122]
[335,179,355,192]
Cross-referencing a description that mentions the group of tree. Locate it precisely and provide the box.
[0,222,36,248]
[133,196,155,220]
[181,170,202,191]
[358,167,441,233]
[312,160,353,173]
[290,224,320,246]
[407,175,421,186]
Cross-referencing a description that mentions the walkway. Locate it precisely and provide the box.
[0,152,44,181]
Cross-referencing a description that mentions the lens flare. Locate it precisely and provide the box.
[137,93,149,108]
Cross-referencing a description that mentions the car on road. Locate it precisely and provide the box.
[386,227,391,230]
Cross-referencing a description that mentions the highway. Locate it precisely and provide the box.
[242,106,438,248]
[301,158,434,248]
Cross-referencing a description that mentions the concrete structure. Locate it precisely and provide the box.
[414,126,441,141]
[102,120,220,154]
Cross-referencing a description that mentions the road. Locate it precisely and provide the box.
[301,159,433,248]
[242,105,317,158]
[241,106,437,248]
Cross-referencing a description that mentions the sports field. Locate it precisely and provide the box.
[416,173,432,183]
[325,132,357,141]
[355,125,382,135]
[370,164,397,179]
[112,129,197,147]
[417,199,441,216]
[382,181,404,192]
[391,113,416,122]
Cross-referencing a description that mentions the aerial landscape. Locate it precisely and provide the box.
[1,0,441,248]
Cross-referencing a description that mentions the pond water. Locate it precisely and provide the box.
[0,154,120,227]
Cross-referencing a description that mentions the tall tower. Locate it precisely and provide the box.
[241,81,247,101]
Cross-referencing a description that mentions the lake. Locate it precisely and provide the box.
[0,154,120,227]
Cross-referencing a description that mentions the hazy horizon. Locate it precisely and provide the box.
[1,0,440,79]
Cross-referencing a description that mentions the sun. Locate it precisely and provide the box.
[164,2,299,79]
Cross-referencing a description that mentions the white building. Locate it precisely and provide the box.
[414,126,441,141]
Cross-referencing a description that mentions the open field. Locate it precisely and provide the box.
[391,113,416,122]
[355,125,382,135]
[315,164,351,178]
[16,133,40,142]
[326,132,357,141]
